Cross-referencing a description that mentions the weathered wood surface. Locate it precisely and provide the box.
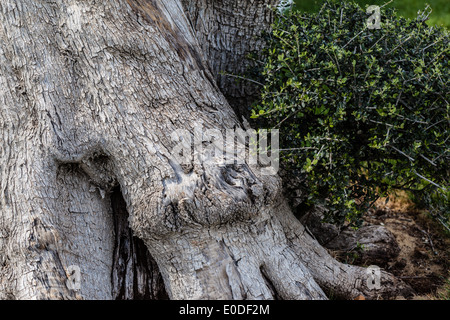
[0,0,411,300]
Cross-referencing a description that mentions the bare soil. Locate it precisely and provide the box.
[363,193,449,299]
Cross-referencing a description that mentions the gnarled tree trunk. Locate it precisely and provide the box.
[0,0,410,300]
[181,0,278,118]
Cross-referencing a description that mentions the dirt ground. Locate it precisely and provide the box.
[363,192,449,299]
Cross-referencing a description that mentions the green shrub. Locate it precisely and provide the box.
[292,0,450,29]
[251,0,449,228]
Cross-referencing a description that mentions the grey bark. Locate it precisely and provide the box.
[0,0,410,300]
[181,0,278,118]
[299,208,400,266]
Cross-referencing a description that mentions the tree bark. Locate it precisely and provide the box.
[181,0,278,119]
[0,0,410,300]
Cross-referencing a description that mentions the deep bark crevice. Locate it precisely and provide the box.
[259,266,280,300]
[110,186,168,300]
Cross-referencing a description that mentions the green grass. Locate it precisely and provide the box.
[293,0,450,28]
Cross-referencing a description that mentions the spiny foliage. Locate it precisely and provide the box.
[251,1,449,228]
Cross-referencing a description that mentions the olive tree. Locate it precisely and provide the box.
[0,0,409,300]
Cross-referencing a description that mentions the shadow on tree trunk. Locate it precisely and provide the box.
[111,186,168,300]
